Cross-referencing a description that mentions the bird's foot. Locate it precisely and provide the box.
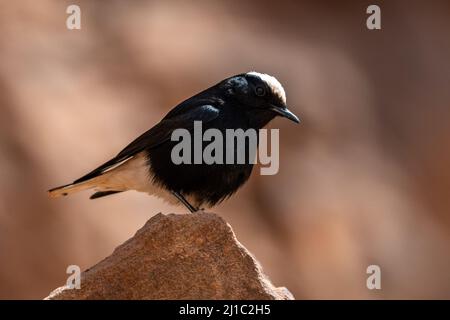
[171,191,197,213]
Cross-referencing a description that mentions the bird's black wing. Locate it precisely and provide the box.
[73,103,220,184]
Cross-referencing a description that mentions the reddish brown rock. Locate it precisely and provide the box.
[45,212,293,300]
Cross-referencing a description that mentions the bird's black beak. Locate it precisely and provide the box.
[269,104,300,123]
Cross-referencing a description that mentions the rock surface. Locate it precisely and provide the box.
[46,211,293,300]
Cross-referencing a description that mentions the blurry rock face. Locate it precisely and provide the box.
[46,212,293,300]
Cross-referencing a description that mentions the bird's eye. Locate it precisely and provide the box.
[255,86,266,96]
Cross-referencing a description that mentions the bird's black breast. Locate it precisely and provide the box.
[146,106,256,207]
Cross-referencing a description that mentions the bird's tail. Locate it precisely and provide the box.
[48,179,96,198]
[48,152,148,199]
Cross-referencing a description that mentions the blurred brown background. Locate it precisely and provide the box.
[0,0,449,299]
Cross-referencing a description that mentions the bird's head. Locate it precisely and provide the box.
[222,71,300,126]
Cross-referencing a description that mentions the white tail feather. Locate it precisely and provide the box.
[48,179,97,198]
[48,152,149,198]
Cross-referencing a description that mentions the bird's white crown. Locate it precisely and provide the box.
[247,71,286,104]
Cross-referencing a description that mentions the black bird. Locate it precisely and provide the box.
[48,72,299,212]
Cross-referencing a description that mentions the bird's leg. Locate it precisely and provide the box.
[171,191,198,213]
